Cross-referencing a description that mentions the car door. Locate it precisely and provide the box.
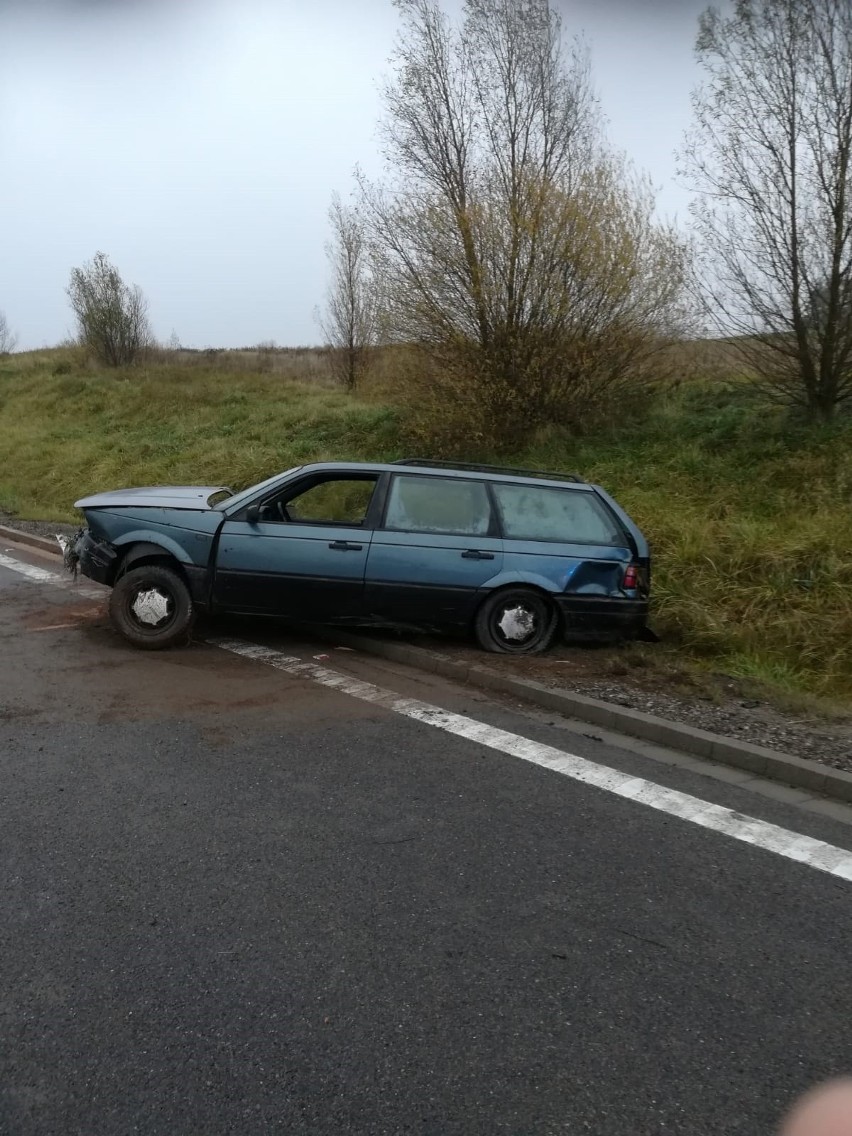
[212,472,382,617]
[364,473,503,626]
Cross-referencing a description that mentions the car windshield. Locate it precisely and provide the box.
[213,467,302,511]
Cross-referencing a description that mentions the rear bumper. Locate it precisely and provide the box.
[555,596,648,642]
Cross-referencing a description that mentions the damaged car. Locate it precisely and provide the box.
[70,459,651,654]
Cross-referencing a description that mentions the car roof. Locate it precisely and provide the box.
[297,461,594,491]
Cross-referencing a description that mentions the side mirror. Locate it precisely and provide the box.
[245,505,260,524]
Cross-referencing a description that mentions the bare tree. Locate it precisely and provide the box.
[682,0,852,420]
[67,251,153,367]
[319,194,376,389]
[0,309,17,356]
[359,0,689,445]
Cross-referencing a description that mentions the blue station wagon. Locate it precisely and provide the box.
[70,459,651,654]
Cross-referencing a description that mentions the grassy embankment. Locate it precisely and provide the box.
[1,345,849,707]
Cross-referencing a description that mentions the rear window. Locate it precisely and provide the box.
[493,483,625,545]
[385,474,492,536]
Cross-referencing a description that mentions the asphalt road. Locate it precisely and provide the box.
[2,543,852,1136]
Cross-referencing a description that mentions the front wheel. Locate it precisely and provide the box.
[109,564,195,650]
[474,588,558,655]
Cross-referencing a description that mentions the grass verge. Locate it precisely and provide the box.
[1,349,849,708]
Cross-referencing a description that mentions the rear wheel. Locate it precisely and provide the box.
[474,587,558,655]
[109,564,195,650]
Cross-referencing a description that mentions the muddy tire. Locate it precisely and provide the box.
[109,564,195,650]
[474,587,558,655]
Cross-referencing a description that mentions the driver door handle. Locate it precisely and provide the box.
[461,549,495,560]
[329,540,363,551]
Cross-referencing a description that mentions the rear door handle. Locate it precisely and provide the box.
[329,540,363,551]
[461,550,495,560]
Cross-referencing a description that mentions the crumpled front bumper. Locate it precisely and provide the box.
[70,529,118,585]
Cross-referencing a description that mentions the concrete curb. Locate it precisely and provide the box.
[0,525,63,556]
[4,521,851,805]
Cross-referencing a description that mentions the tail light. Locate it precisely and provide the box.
[623,564,639,590]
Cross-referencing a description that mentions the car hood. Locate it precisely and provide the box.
[75,486,231,510]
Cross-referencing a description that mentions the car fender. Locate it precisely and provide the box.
[113,531,197,566]
[112,535,214,605]
[480,570,562,595]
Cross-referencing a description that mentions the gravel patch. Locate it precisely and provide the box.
[383,634,852,775]
[537,671,852,773]
[0,509,79,542]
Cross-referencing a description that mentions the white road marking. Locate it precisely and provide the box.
[210,637,852,884]
[0,551,64,584]
[2,545,850,884]
[0,551,103,599]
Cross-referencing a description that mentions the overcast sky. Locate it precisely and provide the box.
[0,0,714,351]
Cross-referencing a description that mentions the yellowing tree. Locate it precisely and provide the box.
[360,0,690,447]
[67,252,153,367]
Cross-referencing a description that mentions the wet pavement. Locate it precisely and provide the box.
[2,544,852,1136]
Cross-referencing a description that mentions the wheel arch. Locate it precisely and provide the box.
[115,541,186,582]
[480,569,562,596]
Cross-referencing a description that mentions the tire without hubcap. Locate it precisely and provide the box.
[474,587,558,654]
[109,564,195,650]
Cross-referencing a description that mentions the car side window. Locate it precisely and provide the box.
[493,483,624,545]
[384,475,492,536]
[263,476,378,526]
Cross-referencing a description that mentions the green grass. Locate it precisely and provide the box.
[1,348,849,706]
[0,349,402,518]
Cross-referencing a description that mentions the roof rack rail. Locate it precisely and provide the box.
[392,459,585,484]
